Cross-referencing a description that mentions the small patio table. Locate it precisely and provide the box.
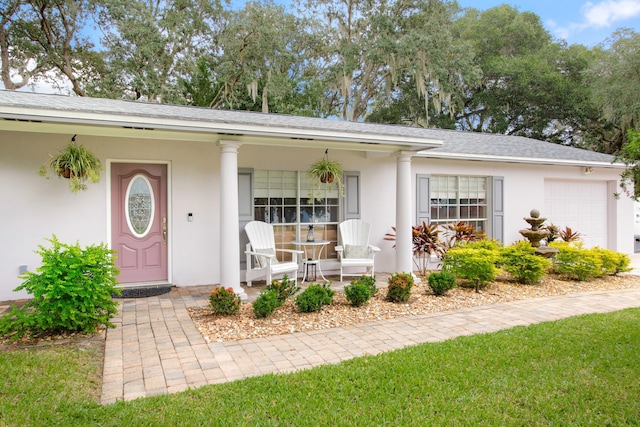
[291,240,330,283]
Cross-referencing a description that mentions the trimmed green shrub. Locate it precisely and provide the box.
[549,241,602,281]
[500,241,551,285]
[459,239,504,252]
[427,271,457,296]
[351,275,378,295]
[295,284,335,313]
[344,282,372,307]
[386,272,414,303]
[590,247,632,276]
[0,235,120,339]
[209,287,242,315]
[253,289,281,318]
[443,245,500,292]
[266,274,300,302]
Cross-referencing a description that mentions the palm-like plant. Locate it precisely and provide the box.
[442,221,486,248]
[542,223,560,244]
[559,226,582,243]
[385,221,444,277]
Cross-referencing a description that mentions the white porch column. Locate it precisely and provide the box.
[218,140,247,300]
[396,151,414,276]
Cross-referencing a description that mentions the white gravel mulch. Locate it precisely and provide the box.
[189,273,640,343]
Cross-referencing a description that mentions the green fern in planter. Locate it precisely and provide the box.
[39,138,103,193]
[307,150,344,200]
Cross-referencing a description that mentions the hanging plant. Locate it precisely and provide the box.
[307,149,344,200]
[38,135,103,193]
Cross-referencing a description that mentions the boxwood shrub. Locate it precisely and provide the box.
[253,289,282,318]
[344,281,372,306]
[295,284,335,313]
[427,271,457,296]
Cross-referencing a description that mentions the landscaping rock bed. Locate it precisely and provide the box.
[189,273,640,343]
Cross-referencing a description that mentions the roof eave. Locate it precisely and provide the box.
[417,151,624,169]
[0,106,443,152]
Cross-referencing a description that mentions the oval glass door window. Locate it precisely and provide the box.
[125,175,155,237]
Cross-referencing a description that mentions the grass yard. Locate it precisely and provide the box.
[1,308,638,426]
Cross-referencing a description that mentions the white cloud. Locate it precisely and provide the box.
[582,0,640,27]
[546,19,571,40]
[549,0,640,43]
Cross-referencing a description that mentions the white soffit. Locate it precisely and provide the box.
[417,150,624,169]
[0,106,443,152]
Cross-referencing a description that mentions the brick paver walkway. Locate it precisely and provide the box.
[100,284,640,404]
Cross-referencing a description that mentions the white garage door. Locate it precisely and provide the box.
[544,179,608,248]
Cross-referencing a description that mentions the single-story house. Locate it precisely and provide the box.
[0,90,633,301]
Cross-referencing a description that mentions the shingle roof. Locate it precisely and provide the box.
[0,90,440,144]
[415,127,616,164]
[0,90,618,166]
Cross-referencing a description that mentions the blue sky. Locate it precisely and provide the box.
[456,0,640,47]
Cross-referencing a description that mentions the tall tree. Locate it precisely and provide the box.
[300,0,476,122]
[93,0,225,102]
[456,5,588,142]
[365,74,460,128]
[615,129,640,198]
[584,29,640,154]
[182,1,321,115]
[0,0,100,95]
[1,0,36,90]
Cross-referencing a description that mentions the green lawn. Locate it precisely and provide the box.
[1,309,639,426]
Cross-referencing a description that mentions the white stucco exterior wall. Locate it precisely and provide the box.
[412,157,634,253]
[0,130,223,300]
[0,130,634,301]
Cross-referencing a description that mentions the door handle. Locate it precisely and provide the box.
[162,216,167,244]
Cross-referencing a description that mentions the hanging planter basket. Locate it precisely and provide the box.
[60,166,73,179]
[38,135,103,193]
[320,172,335,184]
[307,149,344,200]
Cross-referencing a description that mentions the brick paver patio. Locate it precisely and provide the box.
[100,283,640,404]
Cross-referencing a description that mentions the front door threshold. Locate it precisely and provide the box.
[116,281,172,289]
[114,282,173,299]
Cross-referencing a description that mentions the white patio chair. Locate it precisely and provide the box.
[244,221,303,287]
[335,219,381,282]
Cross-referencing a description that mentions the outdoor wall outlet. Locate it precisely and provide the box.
[188,213,193,222]
[19,265,28,274]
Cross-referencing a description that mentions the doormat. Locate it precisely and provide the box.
[114,286,172,299]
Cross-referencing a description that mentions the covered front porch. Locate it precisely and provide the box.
[218,139,436,300]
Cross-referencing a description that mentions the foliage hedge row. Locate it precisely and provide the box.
[243,240,632,318]
[442,240,631,290]
[549,241,632,280]
[6,235,631,339]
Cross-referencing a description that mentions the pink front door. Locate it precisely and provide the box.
[111,163,168,283]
